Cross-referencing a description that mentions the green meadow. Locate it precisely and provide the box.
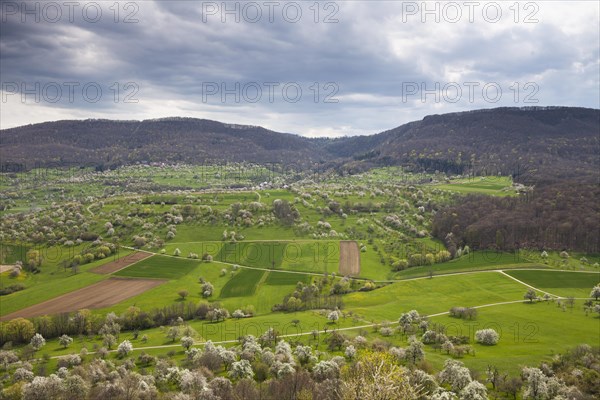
[504,270,600,298]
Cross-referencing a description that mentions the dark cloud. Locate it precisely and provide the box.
[1,0,598,136]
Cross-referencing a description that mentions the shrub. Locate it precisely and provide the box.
[0,283,25,296]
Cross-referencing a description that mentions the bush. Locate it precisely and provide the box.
[475,328,499,345]
[79,232,99,241]
[0,283,25,296]
[392,259,409,271]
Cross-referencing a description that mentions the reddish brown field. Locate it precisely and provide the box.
[91,251,152,274]
[1,278,164,320]
[339,240,361,276]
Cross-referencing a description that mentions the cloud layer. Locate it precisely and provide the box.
[1,1,598,136]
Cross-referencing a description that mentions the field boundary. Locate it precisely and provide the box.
[91,251,153,274]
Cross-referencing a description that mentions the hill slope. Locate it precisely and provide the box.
[1,107,598,183]
[332,107,599,184]
[0,117,330,169]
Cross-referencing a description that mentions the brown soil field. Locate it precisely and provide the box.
[91,251,152,274]
[0,278,164,320]
[339,240,360,276]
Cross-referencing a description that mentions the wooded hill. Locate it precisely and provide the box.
[1,107,598,185]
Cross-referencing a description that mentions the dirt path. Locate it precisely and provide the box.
[339,240,360,276]
[1,278,165,321]
[0,265,15,274]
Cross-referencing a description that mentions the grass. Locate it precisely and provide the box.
[219,269,265,298]
[0,243,30,264]
[166,225,229,243]
[216,242,286,269]
[393,250,536,280]
[358,244,393,281]
[278,241,339,274]
[264,272,311,285]
[504,270,600,298]
[114,256,200,279]
[427,301,600,374]
[219,283,296,315]
[163,242,224,260]
[344,272,528,321]
[434,176,514,196]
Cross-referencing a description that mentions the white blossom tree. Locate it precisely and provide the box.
[439,359,472,392]
[30,333,46,351]
[459,380,488,400]
[228,359,254,380]
[327,310,340,324]
[344,345,356,360]
[313,359,340,381]
[117,340,133,357]
[590,284,600,301]
[22,374,64,400]
[522,367,549,400]
[179,369,208,395]
[181,336,194,350]
[58,334,73,349]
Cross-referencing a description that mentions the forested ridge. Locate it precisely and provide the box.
[2,107,599,185]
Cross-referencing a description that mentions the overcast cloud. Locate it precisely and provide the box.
[1,0,598,136]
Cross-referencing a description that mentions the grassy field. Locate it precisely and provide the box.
[216,242,286,269]
[357,244,390,280]
[278,241,339,274]
[115,255,200,279]
[344,272,528,321]
[434,176,514,196]
[504,270,600,297]
[219,269,265,298]
[263,271,311,285]
[393,250,537,280]
[427,301,599,374]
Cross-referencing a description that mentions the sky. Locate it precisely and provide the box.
[1,0,599,137]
